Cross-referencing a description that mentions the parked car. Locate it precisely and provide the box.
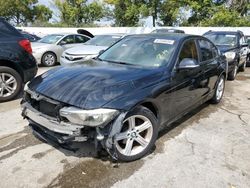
[151,28,185,34]
[203,30,248,80]
[60,34,124,66]
[21,31,41,42]
[21,34,227,161]
[245,35,250,65]
[32,33,92,67]
[0,18,37,102]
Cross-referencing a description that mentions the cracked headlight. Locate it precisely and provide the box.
[60,107,119,127]
[224,52,236,62]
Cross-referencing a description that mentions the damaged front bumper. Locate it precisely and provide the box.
[21,102,89,143]
[22,102,83,136]
[21,90,128,159]
[21,101,126,149]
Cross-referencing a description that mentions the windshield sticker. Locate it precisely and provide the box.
[121,44,127,47]
[112,36,120,38]
[154,39,175,45]
[225,35,236,38]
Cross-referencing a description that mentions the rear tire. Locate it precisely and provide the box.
[113,106,159,162]
[211,75,225,104]
[41,52,57,67]
[0,66,22,102]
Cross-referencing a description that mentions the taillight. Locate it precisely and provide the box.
[19,39,32,54]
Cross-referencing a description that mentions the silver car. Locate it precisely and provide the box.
[32,33,91,67]
[60,34,124,66]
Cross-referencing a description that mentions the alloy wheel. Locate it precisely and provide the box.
[114,115,153,156]
[216,77,224,101]
[233,65,238,78]
[44,54,55,66]
[0,73,17,97]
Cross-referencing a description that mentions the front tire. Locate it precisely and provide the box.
[228,64,238,81]
[41,52,57,67]
[238,61,246,72]
[211,75,225,104]
[113,106,158,162]
[0,66,22,102]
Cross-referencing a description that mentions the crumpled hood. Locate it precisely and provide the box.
[28,60,164,109]
[31,42,52,49]
[65,45,108,55]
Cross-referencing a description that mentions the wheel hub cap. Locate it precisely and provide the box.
[216,77,224,100]
[0,73,17,97]
[114,115,153,157]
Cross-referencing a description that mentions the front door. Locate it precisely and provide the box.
[170,39,204,119]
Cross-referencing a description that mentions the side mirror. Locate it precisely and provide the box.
[241,43,249,48]
[99,49,105,55]
[178,58,200,69]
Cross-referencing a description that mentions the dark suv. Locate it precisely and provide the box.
[203,30,248,80]
[0,18,37,102]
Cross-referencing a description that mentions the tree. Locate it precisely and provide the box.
[159,0,185,26]
[228,0,250,16]
[105,0,149,26]
[33,5,53,23]
[55,0,106,26]
[201,5,250,26]
[0,0,52,26]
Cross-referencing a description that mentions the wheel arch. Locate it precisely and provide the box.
[130,100,160,124]
[0,60,23,81]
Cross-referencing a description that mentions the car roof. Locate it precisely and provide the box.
[95,33,125,37]
[127,33,198,41]
[204,30,243,35]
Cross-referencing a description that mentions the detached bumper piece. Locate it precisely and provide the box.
[30,123,76,144]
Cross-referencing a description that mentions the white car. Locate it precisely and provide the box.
[60,34,124,66]
[32,33,91,67]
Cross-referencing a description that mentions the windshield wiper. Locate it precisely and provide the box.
[103,59,134,66]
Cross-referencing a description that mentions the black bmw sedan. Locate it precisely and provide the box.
[21,34,227,161]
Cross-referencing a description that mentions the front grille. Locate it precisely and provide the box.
[24,92,61,118]
[65,56,83,61]
[39,100,58,117]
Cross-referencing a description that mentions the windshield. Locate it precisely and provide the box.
[98,36,177,67]
[85,35,121,46]
[205,33,238,47]
[39,34,64,44]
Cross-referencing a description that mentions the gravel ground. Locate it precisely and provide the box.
[0,67,250,188]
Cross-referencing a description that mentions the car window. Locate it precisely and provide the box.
[39,34,64,44]
[61,35,75,44]
[99,36,177,67]
[178,39,198,63]
[75,35,89,43]
[204,33,237,47]
[198,40,216,61]
[85,35,122,46]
